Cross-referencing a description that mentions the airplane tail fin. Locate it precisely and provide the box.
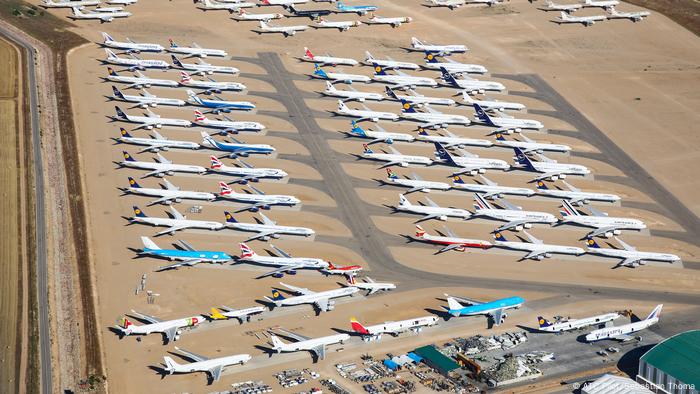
[269,290,286,301]
[560,200,580,217]
[473,193,493,211]
[350,317,369,334]
[304,47,314,59]
[105,48,118,59]
[362,143,373,154]
[493,231,507,242]
[168,38,177,48]
[209,155,223,169]
[473,103,491,123]
[446,297,462,315]
[170,55,184,68]
[537,316,553,328]
[398,194,411,206]
[385,86,398,99]
[119,127,132,139]
[194,109,206,122]
[218,181,233,196]
[350,121,366,136]
[441,68,459,86]
[425,52,438,63]
[433,142,455,164]
[209,307,227,320]
[585,238,601,248]
[513,147,536,170]
[411,37,422,47]
[162,356,179,374]
[452,175,465,184]
[132,206,146,218]
[119,316,134,329]
[386,168,398,179]
[645,304,663,321]
[400,99,417,113]
[239,243,256,259]
[269,334,285,349]
[114,106,128,119]
[107,67,119,77]
[102,32,115,42]
[372,63,387,76]
[140,236,159,250]
[122,151,136,162]
[313,63,328,78]
[418,127,429,136]
[127,177,141,189]
[494,132,506,141]
[415,224,426,238]
[536,180,548,190]
[111,85,126,100]
[224,211,237,224]
[337,99,349,112]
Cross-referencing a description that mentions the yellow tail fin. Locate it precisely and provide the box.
[210,307,227,320]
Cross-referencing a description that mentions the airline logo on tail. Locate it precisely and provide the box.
[415,224,426,238]
[115,106,128,119]
[186,317,200,326]
[386,169,398,179]
[180,71,192,83]
[102,32,115,42]
[385,86,398,99]
[433,142,454,163]
[107,67,118,76]
[120,128,132,138]
[194,110,207,122]
[168,38,178,48]
[304,47,315,59]
[446,297,463,316]
[313,64,328,78]
[351,121,367,136]
[373,63,387,76]
[452,175,465,184]
[585,238,600,248]
[513,147,536,170]
[240,243,255,259]
[537,316,552,328]
[224,211,237,223]
[122,151,136,162]
[424,52,437,63]
[218,181,233,196]
[418,128,429,136]
[119,316,133,330]
[400,99,417,113]
[536,181,548,190]
[132,206,146,217]
[440,68,459,86]
[112,85,125,99]
[170,55,184,68]
[362,143,373,154]
[269,290,286,301]
[473,194,492,210]
[210,156,223,169]
[105,48,118,59]
[493,232,507,241]
[473,103,491,123]
[350,317,369,334]
[646,304,663,321]
[210,308,227,320]
[560,200,580,217]
[399,194,410,206]
[495,133,506,141]
[128,177,141,188]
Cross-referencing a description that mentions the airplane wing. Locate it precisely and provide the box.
[452,166,485,176]
[444,294,482,306]
[137,144,163,154]
[133,122,162,131]
[588,206,608,217]
[387,145,403,156]
[169,206,185,220]
[314,297,330,312]
[615,257,643,269]
[491,308,505,326]
[532,171,567,182]
[271,245,292,259]
[438,244,465,253]
[244,231,279,243]
[280,282,314,295]
[522,250,548,260]
[209,365,224,382]
[312,344,326,360]
[130,310,162,324]
[163,327,179,343]
[499,199,522,211]
[615,237,637,252]
[562,181,580,193]
[587,226,621,238]
[495,220,531,232]
[148,196,178,205]
[178,239,197,251]
[369,137,388,144]
[443,226,458,238]
[456,148,477,158]
[610,333,635,341]
[156,259,204,271]
[256,265,306,279]
[523,231,543,244]
[143,168,170,178]
[276,328,311,342]
[479,175,497,186]
[410,172,423,181]
[405,186,424,193]
[416,213,442,223]
[175,347,209,362]
[156,224,189,236]
[377,160,405,169]
[423,197,439,208]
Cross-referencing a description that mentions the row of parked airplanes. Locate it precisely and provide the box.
[540,0,650,26]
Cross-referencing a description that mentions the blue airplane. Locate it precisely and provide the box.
[138,237,232,271]
[444,294,525,327]
[335,1,378,15]
[200,131,275,158]
[186,89,255,113]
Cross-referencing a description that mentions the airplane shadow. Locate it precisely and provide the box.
[254,344,276,358]
[330,327,357,336]
[515,324,543,334]
[108,326,125,339]
[425,307,451,321]
[147,365,168,380]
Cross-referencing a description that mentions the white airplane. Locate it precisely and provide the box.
[585,238,680,268]
[92,5,126,12]
[513,148,590,181]
[200,131,273,157]
[323,81,383,102]
[119,151,205,178]
[69,6,131,22]
[112,107,191,130]
[554,11,607,26]
[187,90,255,113]
[107,0,137,4]
[585,305,662,341]
[179,72,246,94]
[41,0,100,8]
[452,175,534,199]
[104,68,178,89]
[300,47,358,66]
[312,64,371,84]
[197,0,254,11]
[209,306,265,323]
[208,156,288,183]
[345,276,396,295]
[100,32,163,53]
[535,180,620,205]
[461,92,525,112]
[538,0,582,13]
[234,8,285,21]
[163,347,251,383]
[433,142,509,176]
[120,177,215,205]
[360,144,432,168]
[415,129,492,148]
[346,121,413,144]
[269,329,349,361]
[260,0,309,6]
[467,0,501,5]
[167,39,228,58]
[440,70,505,95]
[223,211,314,241]
[414,225,492,252]
[365,14,413,28]
[383,169,450,193]
[110,86,185,108]
[351,316,438,341]
[114,128,199,153]
[422,53,487,75]
[363,52,418,71]
[264,282,359,313]
[558,200,647,238]
[193,110,264,133]
[255,21,309,36]
[115,310,202,343]
[536,312,621,332]
[217,182,300,211]
[472,193,558,232]
[385,87,455,106]
[409,37,467,54]
[236,243,329,277]
[103,49,168,70]
[606,6,650,22]
[313,17,362,32]
[399,101,470,129]
[395,194,471,222]
[335,100,399,122]
[423,0,466,10]
[493,231,584,260]
[371,64,437,90]
[170,55,239,75]
[129,205,224,236]
[494,132,570,154]
[581,0,619,9]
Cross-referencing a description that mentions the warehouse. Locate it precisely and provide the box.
[636,330,699,394]
[413,345,460,377]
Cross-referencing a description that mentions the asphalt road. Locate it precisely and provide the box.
[0,26,52,394]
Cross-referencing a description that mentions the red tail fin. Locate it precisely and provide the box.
[350,317,369,334]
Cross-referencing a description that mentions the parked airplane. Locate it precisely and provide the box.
[423,0,466,10]
[335,101,399,122]
[585,304,662,341]
[255,21,309,36]
[163,347,251,383]
[351,316,438,341]
[372,64,437,89]
[536,312,621,332]
[416,129,492,148]
[114,128,199,153]
[209,156,288,183]
[217,182,300,211]
[606,6,649,22]
[494,133,570,153]
[264,282,359,313]
[115,310,202,343]
[180,72,246,94]
[201,132,273,158]
[312,64,371,84]
[473,104,542,133]
[234,8,285,21]
[399,101,470,129]
[346,121,414,144]
[461,92,525,112]
[536,181,620,205]
[260,0,309,6]
[138,237,231,270]
[193,111,264,133]
[104,68,178,89]
[361,144,432,168]
[69,6,131,22]
[100,32,163,53]
[538,1,582,12]
[433,142,509,176]
[120,177,216,206]
[112,106,191,130]
[129,205,224,235]
[92,5,126,12]
[363,51,419,70]
[409,37,467,54]
[103,49,168,70]
[209,306,265,323]
[493,231,583,260]
[422,53,487,74]
[512,148,589,181]
[110,86,185,108]
[414,224,492,252]
[313,17,362,32]
[171,55,239,75]
[581,0,619,9]
[197,0,254,11]
[440,70,505,94]
[472,193,557,231]
[452,175,534,199]
[42,0,99,8]
[365,14,413,28]
[335,1,377,15]
[323,82,383,103]
[554,11,607,26]
[345,276,396,295]
[585,238,680,268]
[224,211,314,241]
[269,329,349,361]
[300,47,359,66]
[558,200,647,238]
[384,169,450,193]
[395,194,471,222]
[167,39,228,58]
[107,0,138,5]
[445,294,525,326]
[385,87,455,106]
[187,91,255,113]
[119,151,205,178]
[287,4,332,19]
[236,243,330,277]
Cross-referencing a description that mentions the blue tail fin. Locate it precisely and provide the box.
[425,52,438,63]
[128,177,141,188]
[114,106,128,119]
[495,132,506,141]
[537,316,552,328]
[351,121,366,136]
[313,64,328,78]
[363,143,373,154]
[494,232,507,242]
[170,55,183,68]
[122,151,136,162]
[384,86,398,99]
[536,181,548,190]
[433,142,455,164]
[372,63,387,76]
[452,175,464,184]
[107,67,118,76]
[418,128,429,136]
[585,238,600,248]
[112,85,125,99]
[513,148,536,170]
[224,211,237,223]
[132,206,147,218]
[473,103,491,123]
[119,128,132,138]
[440,67,458,86]
[400,99,417,113]
[270,290,286,301]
